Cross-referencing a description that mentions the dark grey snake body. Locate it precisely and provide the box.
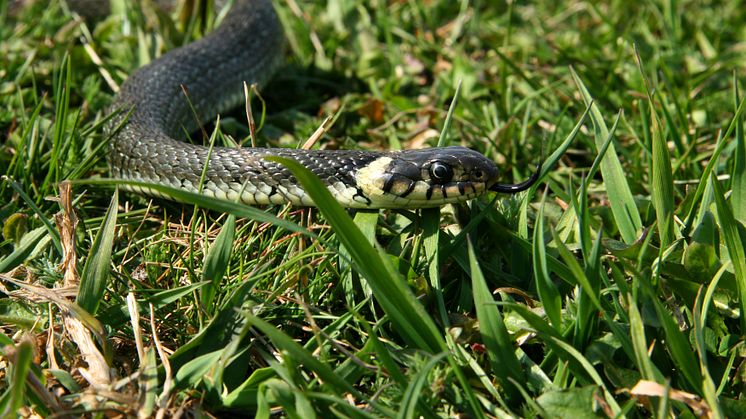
[107,0,538,208]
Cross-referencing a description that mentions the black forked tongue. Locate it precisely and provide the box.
[490,163,542,194]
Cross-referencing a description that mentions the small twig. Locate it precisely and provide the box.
[127,293,145,363]
[81,40,119,93]
[244,81,256,147]
[244,82,267,148]
[302,116,333,150]
[151,303,173,419]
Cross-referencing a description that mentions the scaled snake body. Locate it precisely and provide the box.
[107,0,539,208]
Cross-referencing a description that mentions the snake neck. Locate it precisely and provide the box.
[108,0,283,143]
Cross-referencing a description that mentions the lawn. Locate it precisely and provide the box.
[1,0,745,417]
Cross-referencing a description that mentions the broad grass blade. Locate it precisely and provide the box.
[0,227,48,273]
[550,228,602,312]
[627,282,663,382]
[77,190,118,315]
[201,214,236,310]
[711,174,746,330]
[642,281,703,392]
[437,79,461,147]
[635,50,675,247]
[693,288,727,419]
[731,74,746,223]
[532,195,561,330]
[469,240,522,401]
[649,107,675,247]
[222,368,275,409]
[571,68,642,244]
[138,347,158,417]
[422,207,448,325]
[4,339,33,417]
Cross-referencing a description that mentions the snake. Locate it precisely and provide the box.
[106,0,540,209]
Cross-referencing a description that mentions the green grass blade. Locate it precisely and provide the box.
[635,49,675,247]
[580,223,604,342]
[585,110,622,186]
[627,282,663,382]
[541,101,593,181]
[532,194,562,330]
[437,79,461,147]
[711,173,746,330]
[77,189,118,315]
[648,105,676,247]
[3,339,33,417]
[494,225,576,285]
[469,240,522,401]
[731,73,745,223]
[201,214,236,310]
[641,281,703,392]
[0,226,48,273]
[138,347,158,418]
[522,101,593,200]
[544,337,618,412]
[222,368,276,409]
[47,52,71,189]
[174,350,222,388]
[422,207,448,325]
[98,281,212,328]
[693,288,726,419]
[8,98,43,183]
[571,67,642,243]
[167,277,260,371]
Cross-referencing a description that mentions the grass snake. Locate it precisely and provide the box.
[106,0,539,208]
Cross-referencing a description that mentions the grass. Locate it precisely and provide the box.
[2,0,746,417]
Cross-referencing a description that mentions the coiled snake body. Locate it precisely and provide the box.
[107,0,538,208]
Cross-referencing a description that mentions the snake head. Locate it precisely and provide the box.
[354,146,541,207]
[356,146,516,207]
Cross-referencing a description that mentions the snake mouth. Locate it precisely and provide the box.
[489,162,542,194]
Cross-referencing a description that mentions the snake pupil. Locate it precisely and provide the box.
[429,162,454,183]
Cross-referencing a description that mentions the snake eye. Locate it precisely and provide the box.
[429,161,454,183]
[473,170,484,180]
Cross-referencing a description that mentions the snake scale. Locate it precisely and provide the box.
[106,0,539,208]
